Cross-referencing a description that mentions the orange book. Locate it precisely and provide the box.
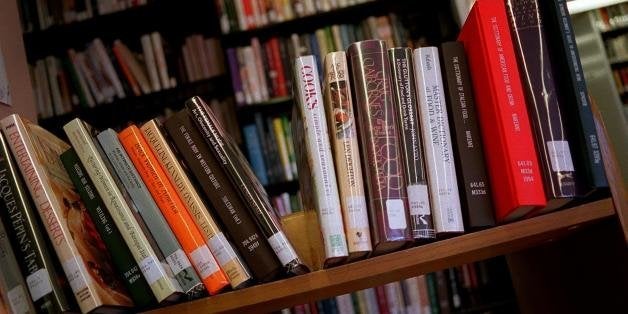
[118,125,229,294]
[112,41,141,96]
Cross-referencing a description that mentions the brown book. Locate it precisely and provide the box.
[347,39,411,255]
[163,110,282,282]
[440,41,495,229]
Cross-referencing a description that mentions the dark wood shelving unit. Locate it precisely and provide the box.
[235,97,294,118]
[600,22,628,38]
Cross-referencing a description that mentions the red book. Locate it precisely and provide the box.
[375,286,390,314]
[270,38,287,96]
[458,0,546,222]
[263,40,279,98]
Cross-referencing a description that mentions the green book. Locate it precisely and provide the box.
[60,148,156,309]
[426,273,440,314]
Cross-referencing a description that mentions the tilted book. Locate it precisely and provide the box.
[118,125,229,295]
[164,110,283,282]
[347,39,411,255]
[294,55,349,266]
[506,0,577,213]
[413,47,464,235]
[440,41,495,229]
[539,0,607,193]
[323,51,372,259]
[60,148,156,309]
[185,97,308,274]
[388,47,436,239]
[1,114,133,313]
[0,133,76,313]
[62,118,183,304]
[96,129,202,298]
[0,217,37,313]
[458,0,546,222]
[140,120,252,289]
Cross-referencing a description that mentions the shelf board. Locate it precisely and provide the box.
[235,97,294,117]
[145,198,615,314]
[610,58,628,67]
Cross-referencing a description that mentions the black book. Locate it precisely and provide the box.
[440,41,495,228]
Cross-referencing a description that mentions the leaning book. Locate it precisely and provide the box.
[0,114,133,313]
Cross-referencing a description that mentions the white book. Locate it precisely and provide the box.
[233,0,247,30]
[402,277,421,314]
[44,56,65,115]
[74,52,106,105]
[251,38,270,101]
[243,46,262,103]
[141,34,161,92]
[384,282,404,314]
[68,50,96,108]
[336,294,355,314]
[413,47,464,234]
[150,32,171,89]
[364,288,380,314]
[92,38,126,99]
[294,55,348,264]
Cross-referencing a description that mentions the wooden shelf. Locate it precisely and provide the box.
[235,97,294,118]
[145,198,615,314]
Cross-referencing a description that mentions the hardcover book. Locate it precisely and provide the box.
[347,39,411,254]
[388,47,436,239]
[440,41,495,229]
[96,129,202,298]
[118,125,229,295]
[323,51,372,259]
[60,148,156,309]
[294,55,349,266]
[164,110,283,282]
[186,97,308,274]
[506,0,577,213]
[539,0,608,192]
[1,114,133,313]
[413,47,464,234]
[63,119,183,304]
[458,0,546,221]
[140,120,252,289]
[0,133,76,313]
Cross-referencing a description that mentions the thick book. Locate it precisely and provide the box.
[506,0,577,213]
[96,129,202,298]
[539,0,608,193]
[294,55,349,266]
[323,51,372,259]
[60,148,156,309]
[413,46,464,235]
[440,41,495,229]
[0,218,37,314]
[387,47,436,239]
[140,120,253,289]
[164,110,283,282]
[1,114,133,313]
[0,133,76,313]
[347,39,411,254]
[62,119,182,304]
[118,125,229,295]
[186,97,308,274]
[458,0,546,222]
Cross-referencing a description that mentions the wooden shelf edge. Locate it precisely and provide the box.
[145,198,615,314]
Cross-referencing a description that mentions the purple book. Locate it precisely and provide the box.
[226,48,244,106]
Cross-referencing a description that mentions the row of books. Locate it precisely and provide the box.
[215,0,373,34]
[282,258,514,314]
[289,0,607,266]
[243,113,298,186]
[30,33,226,119]
[272,191,303,218]
[593,2,628,31]
[18,0,149,32]
[227,13,407,106]
[0,95,311,312]
[612,67,628,95]
[605,34,628,62]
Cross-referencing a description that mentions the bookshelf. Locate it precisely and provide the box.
[145,198,616,313]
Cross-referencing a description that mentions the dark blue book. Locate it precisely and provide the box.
[243,124,269,185]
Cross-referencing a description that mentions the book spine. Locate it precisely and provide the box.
[506,0,576,213]
[63,119,178,303]
[387,47,435,240]
[0,133,74,313]
[118,126,228,295]
[272,118,293,181]
[346,40,411,254]
[164,110,282,282]
[226,48,245,105]
[140,120,253,289]
[60,148,155,308]
[242,124,269,186]
[440,41,495,228]
[0,219,37,314]
[413,47,464,234]
[542,0,607,190]
[322,51,372,257]
[150,32,171,90]
[141,34,161,92]
[185,98,306,273]
[95,129,201,297]
[294,56,348,265]
[1,115,126,313]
